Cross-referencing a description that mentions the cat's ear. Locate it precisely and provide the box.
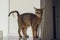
[40,8,45,12]
[40,8,45,10]
[40,8,45,13]
[33,7,37,10]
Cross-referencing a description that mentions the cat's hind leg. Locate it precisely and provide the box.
[18,27,22,38]
[22,25,29,38]
[32,25,39,38]
[18,22,22,38]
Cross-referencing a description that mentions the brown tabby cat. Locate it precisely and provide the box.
[8,7,43,38]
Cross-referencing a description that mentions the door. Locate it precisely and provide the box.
[53,0,60,39]
[41,0,53,40]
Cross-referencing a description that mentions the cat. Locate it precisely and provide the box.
[8,7,43,38]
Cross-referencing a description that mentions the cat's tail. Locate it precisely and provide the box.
[8,10,20,17]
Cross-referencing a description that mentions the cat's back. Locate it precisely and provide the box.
[20,13,38,24]
[21,13,33,15]
[21,13,37,18]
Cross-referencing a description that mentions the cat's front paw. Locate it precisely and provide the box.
[36,36,39,38]
[24,35,29,38]
[27,35,29,38]
[19,35,22,39]
[33,36,39,38]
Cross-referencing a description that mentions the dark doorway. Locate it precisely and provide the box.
[53,6,56,39]
[53,0,60,39]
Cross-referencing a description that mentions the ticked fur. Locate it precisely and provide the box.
[8,7,43,38]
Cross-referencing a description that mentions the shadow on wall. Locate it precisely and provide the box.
[0,31,3,38]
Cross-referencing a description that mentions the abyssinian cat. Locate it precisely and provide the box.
[8,7,43,38]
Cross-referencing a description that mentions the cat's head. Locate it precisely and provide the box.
[34,7,44,17]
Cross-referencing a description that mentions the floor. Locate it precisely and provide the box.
[0,36,40,40]
[0,36,58,40]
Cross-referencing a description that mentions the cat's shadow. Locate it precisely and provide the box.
[19,37,40,40]
[19,37,27,40]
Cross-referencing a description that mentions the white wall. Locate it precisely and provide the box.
[0,0,53,39]
[0,0,8,37]
[9,0,40,37]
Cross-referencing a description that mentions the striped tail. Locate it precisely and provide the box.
[8,10,20,17]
